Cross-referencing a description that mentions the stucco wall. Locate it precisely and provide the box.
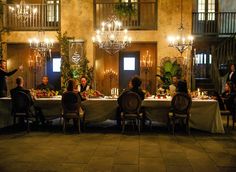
[60,0,192,65]
[2,0,193,91]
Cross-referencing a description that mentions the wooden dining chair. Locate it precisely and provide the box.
[61,91,84,134]
[120,91,143,134]
[168,93,192,135]
[11,91,33,132]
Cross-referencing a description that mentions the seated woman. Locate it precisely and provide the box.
[63,79,85,120]
[227,85,236,112]
[176,80,188,94]
[222,82,232,99]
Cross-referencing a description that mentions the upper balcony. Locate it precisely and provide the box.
[192,12,236,36]
[3,2,60,31]
[94,0,157,30]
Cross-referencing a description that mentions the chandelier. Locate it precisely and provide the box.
[167,0,193,55]
[9,0,37,22]
[92,16,132,55]
[28,31,54,58]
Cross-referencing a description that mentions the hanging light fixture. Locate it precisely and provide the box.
[28,31,54,58]
[9,0,37,22]
[92,16,132,55]
[167,0,193,55]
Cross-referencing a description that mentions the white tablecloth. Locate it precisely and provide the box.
[0,97,225,133]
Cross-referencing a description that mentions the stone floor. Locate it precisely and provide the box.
[0,119,236,172]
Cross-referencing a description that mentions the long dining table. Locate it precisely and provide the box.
[0,97,225,133]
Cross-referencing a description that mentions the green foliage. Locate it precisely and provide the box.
[69,56,94,85]
[57,32,94,89]
[57,31,73,89]
[114,2,136,18]
[157,58,182,90]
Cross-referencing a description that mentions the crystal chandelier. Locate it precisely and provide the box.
[167,0,193,55]
[92,16,132,55]
[9,0,37,22]
[28,31,54,58]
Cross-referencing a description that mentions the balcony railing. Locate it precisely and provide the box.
[94,1,157,30]
[192,12,236,35]
[3,3,60,31]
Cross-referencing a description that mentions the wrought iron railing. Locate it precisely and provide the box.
[3,3,60,31]
[94,1,157,30]
[192,12,236,35]
[211,33,236,91]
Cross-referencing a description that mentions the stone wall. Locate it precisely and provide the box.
[1,0,193,92]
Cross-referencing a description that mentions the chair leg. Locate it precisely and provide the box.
[26,118,30,133]
[78,118,81,134]
[82,115,85,132]
[138,119,141,134]
[122,119,125,134]
[167,116,171,132]
[186,118,190,135]
[233,114,235,129]
[63,118,66,133]
[227,113,230,132]
[172,118,175,135]
[132,119,135,131]
[13,116,16,125]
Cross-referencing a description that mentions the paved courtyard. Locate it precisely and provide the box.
[0,119,235,172]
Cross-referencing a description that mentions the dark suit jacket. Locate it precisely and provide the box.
[0,68,18,97]
[10,86,34,106]
[227,72,236,85]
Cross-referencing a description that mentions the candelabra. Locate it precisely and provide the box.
[167,0,194,56]
[140,50,153,89]
[92,16,132,55]
[28,54,43,88]
[28,31,54,58]
[104,69,118,93]
[9,0,37,23]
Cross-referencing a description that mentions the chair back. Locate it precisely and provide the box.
[11,91,31,114]
[232,95,236,113]
[121,91,141,114]
[62,91,81,113]
[171,93,192,115]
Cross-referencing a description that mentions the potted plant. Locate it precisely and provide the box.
[156,57,182,90]
[114,2,136,18]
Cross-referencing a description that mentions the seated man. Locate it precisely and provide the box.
[78,76,91,92]
[10,76,34,107]
[36,76,54,90]
[10,77,35,124]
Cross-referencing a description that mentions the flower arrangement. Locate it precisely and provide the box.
[142,90,151,98]
[31,89,58,98]
[80,89,104,98]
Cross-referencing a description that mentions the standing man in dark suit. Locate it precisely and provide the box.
[227,64,236,86]
[0,59,23,97]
